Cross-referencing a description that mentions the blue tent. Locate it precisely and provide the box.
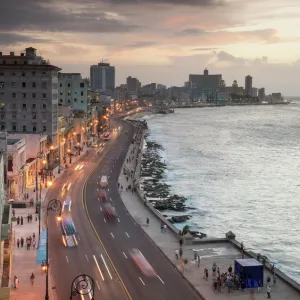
[235,258,264,288]
[37,228,47,265]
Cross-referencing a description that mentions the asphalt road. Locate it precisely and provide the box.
[84,118,201,300]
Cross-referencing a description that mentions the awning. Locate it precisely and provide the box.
[37,228,47,265]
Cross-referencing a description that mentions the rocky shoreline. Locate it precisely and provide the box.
[140,133,192,224]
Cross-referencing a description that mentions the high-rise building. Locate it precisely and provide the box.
[0,47,61,140]
[189,69,222,90]
[245,75,253,96]
[58,73,88,111]
[126,76,141,92]
[258,88,265,101]
[90,62,115,92]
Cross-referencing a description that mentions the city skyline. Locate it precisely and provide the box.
[1,0,300,95]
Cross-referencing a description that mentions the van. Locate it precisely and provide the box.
[100,176,108,188]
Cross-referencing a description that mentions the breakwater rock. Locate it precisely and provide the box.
[140,136,188,212]
[168,215,191,223]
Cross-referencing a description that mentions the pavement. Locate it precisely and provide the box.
[9,147,89,300]
[118,120,300,300]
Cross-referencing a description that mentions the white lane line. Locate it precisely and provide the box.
[66,256,69,263]
[96,280,101,290]
[158,275,165,284]
[93,255,105,281]
[110,233,115,238]
[108,188,109,192]
[112,206,115,210]
[117,218,120,223]
[97,188,99,191]
[101,254,113,280]
[110,197,112,202]
[98,198,100,201]
[100,207,102,211]
[123,252,127,259]
[125,232,130,238]
[104,218,106,223]
[97,182,99,184]
[85,254,89,262]
[139,277,145,286]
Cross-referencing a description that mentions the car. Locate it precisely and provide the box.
[99,191,107,202]
[104,203,117,220]
[8,199,15,204]
[75,163,84,171]
[129,248,157,277]
[62,181,72,192]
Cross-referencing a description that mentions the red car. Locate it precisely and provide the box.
[129,249,157,277]
[104,203,117,220]
[100,191,107,202]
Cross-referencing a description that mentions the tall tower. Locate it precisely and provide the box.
[245,75,253,96]
[90,62,115,92]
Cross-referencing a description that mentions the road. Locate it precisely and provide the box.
[46,117,201,299]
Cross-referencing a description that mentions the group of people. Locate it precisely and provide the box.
[16,233,36,250]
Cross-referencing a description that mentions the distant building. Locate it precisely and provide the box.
[58,73,88,111]
[226,80,244,96]
[251,87,258,98]
[90,62,115,92]
[0,47,61,141]
[126,76,141,93]
[258,88,265,101]
[245,75,253,96]
[189,69,222,90]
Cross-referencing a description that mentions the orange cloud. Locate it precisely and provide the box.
[162,16,188,26]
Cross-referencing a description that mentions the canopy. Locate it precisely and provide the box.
[37,228,47,265]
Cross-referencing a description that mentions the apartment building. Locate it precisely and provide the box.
[0,47,61,143]
[90,62,115,92]
[58,73,88,111]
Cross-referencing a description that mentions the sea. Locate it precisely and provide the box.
[142,102,300,283]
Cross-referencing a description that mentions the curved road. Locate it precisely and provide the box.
[46,117,201,299]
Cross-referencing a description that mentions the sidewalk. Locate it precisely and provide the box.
[119,124,300,300]
[9,147,89,300]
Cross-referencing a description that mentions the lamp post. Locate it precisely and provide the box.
[58,135,61,174]
[70,274,95,300]
[45,199,62,300]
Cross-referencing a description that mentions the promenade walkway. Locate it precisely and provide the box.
[118,122,300,300]
[9,148,88,300]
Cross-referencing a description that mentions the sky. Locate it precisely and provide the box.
[1,0,300,95]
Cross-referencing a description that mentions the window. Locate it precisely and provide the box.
[59,99,63,103]
[32,93,36,98]
[81,91,84,96]
[33,114,36,119]
[42,82,47,88]
[22,104,27,109]
[12,82,16,87]
[12,125,16,132]
[12,114,16,119]
[8,155,13,171]
[60,91,63,96]
[14,61,17,65]
[23,125,26,132]
[12,103,16,109]
[42,93,46,98]
[74,98,77,102]
[81,100,84,103]
[68,83,71,87]
[80,82,84,88]
[22,82,26,88]
[67,91,71,96]
[68,99,71,103]
[22,93,26,98]
[1,125,5,131]
[32,71,36,76]
[32,104,36,109]
[22,71,26,76]
[0,82,4,88]
[12,93,16,98]
[43,125,46,132]
[43,104,47,109]
[32,82,36,88]
[33,126,36,132]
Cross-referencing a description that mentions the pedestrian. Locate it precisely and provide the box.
[146,217,149,226]
[17,217,20,225]
[258,280,262,293]
[180,260,185,274]
[32,240,36,249]
[163,224,167,232]
[267,284,271,298]
[160,222,163,232]
[12,209,15,217]
[33,233,35,241]
[21,237,24,247]
[30,273,35,285]
[175,249,179,260]
[14,276,19,289]
[179,247,183,258]
[179,238,183,247]
[197,255,200,267]
[21,216,23,225]
[27,214,30,223]
[205,268,208,281]
[35,214,38,221]
[17,239,20,248]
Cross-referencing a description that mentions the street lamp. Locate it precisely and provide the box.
[67,149,72,164]
[70,274,95,300]
[45,199,62,300]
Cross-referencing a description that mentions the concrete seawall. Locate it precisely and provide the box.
[125,118,300,296]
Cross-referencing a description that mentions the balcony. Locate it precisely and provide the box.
[1,205,12,241]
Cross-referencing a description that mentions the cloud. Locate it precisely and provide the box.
[0,33,51,45]
[191,47,218,51]
[177,28,206,36]
[104,0,224,6]
[0,1,139,33]
[126,41,157,48]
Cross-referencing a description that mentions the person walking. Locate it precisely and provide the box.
[179,238,183,247]
[146,217,149,226]
[30,273,35,285]
[32,240,36,249]
[14,276,19,289]
[17,239,20,248]
[197,255,201,267]
[21,216,23,225]
[20,237,24,248]
[258,280,262,293]
[267,284,271,298]
[179,247,183,259]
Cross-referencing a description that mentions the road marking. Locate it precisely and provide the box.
[66,256,69,263]
[110,197,112,202]
[97,188,98,191]
[97,182,99,184]
[104,218,106,223]
[125,232,130,238]
[56,221,58,227]
[93,255,105,281]
[158,275,165,284]
[98,197,100,201]
[100,207,102,211]
[112,206,115,210]
[117,218,120,222]
[108,188,109,192]
[110,233,114,238]
[85,254,89,262]
[101,254,113,280]
[123,252,127,259]
[96,280,101,290]
[139,277,145,286]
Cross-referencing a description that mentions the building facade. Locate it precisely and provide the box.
[90,62,115,92]
[58,73,88,111]
[126,76,141,93]
[189,69,222,90]
[0,47,60,143]
[258,88,265,101]
[245,75,253,96]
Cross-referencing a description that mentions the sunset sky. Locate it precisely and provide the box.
[1,0,300,95]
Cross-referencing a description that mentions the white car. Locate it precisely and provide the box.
[8,199,14,204]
